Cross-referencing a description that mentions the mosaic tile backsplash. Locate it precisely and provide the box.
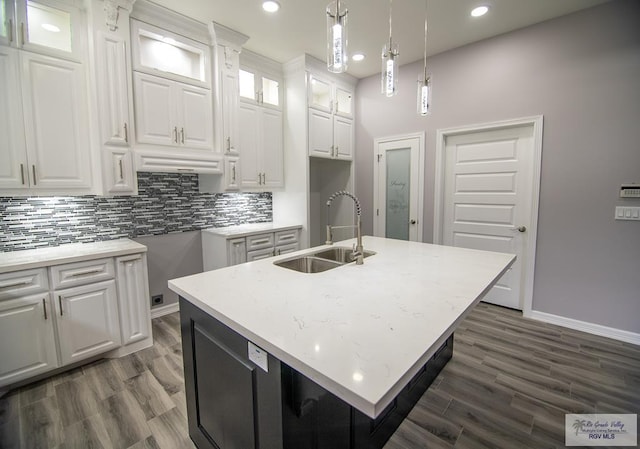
[0,172,272,252]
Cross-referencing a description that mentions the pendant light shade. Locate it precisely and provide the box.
[327,0,348,73]
[381,0,398,97]
[417,0,431,115]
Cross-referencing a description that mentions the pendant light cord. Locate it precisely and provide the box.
[389,0,393,47]
[423,0,428,79]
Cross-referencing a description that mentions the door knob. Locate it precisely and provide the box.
[511,226,526,232]
[410,219,417,225]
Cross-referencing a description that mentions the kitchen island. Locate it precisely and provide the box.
[169,236,515,449]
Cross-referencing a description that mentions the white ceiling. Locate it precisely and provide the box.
[147,0,611,79]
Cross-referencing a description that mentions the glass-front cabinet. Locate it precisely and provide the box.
[238,55,282,110]
[1,0,83,60]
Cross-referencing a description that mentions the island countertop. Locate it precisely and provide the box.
[168,236,515,418]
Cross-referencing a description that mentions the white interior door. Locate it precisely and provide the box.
[374,134,424,242]
[440,123,537,310]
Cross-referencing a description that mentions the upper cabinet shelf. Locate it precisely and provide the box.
[131,19,211,89]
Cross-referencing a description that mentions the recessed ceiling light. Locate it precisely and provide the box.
[351,53,365,62]
[471,6,489,17]
[262,1,280,13]
[41,23,61,32]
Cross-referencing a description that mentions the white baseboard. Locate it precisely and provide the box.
[527,310,640,346]
[151,302,180,319]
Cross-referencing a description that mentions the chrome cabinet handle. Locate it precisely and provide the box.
[20,22,25,46]
[119,159,124,181]
[231,165,236,183]
[226,137,231,152]
[8,19,13,43]
[58,296,63,316]
[173,126,178,143]
[20,163,25,185]
[180,128,185,144]
[32,165,37,185]
[43,298,47,320]
[124,123,128,143]
[68,268,103,277]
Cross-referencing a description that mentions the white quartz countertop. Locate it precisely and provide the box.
[0,239,147,273]
[169,236,515,418]
[202,222,302,238]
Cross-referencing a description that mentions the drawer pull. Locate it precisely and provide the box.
[67,268,103,277]
[43,298,48,320]
[58,296,63,316]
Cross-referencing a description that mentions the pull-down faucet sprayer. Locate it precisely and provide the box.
[325,191,364,265]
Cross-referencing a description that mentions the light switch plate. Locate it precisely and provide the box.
[615,206,640,221]
[248,341,269,372]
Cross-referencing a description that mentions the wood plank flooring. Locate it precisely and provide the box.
[1,303,638,449]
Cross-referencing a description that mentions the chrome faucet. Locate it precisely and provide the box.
[325,191,364,265]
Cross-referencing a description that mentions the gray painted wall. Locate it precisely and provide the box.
[355,0,640,333]
[135,231,203,308]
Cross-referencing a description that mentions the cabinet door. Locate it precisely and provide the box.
[221,66,239,154]
[116,254,151,346]
[239,102,261,188]
[333,116,353,160]
[55,280,121,365]
[227,238,247,266]
[177,83,214,150]
[103,147,136,194]
[247,247,275,262]
[134,72,176,146]
[334,86,353,118]
[0,0,15,47]
[16,0,84,61]
[261,108,283,188]
[96,32,130,146]
[308,74,332,113]
[21,52,93,190]
[308,109,333,159]
[0,294,58,387]
[0,46,28,189]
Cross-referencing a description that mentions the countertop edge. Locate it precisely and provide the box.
[0,239,148,273]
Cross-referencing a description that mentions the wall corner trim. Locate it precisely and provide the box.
[526,310,640,346]
[151,302,180,319]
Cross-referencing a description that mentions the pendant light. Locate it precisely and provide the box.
[327,0,348,73]
[417,0,431,115]
[381,0,399,97]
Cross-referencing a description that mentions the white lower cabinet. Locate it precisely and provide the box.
[55,280,121,365]
[202,225,302,271]
[0,293,58,386]
[116,254,151,346]
[0,243,152,389]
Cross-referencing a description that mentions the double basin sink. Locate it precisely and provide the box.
[274,246,375,273]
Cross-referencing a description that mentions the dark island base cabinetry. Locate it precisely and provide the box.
[180,297,453,449]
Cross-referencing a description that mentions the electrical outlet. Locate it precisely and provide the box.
[151,294,164,306]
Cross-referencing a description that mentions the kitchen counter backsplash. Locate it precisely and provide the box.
[0,172,272,252]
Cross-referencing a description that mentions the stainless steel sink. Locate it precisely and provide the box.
[310,246,376,263]
[274,256,343,273]
[274,246,376,273]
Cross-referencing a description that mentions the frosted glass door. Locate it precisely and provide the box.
[385,148,411,240]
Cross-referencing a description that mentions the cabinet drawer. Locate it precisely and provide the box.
[0,268,49,301]
[275,229,299,246]
[51,258,115,290]
[275,243,300,256]
[246,232,275,251]
[247,247,275,262]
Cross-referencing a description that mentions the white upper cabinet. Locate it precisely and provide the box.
[131,19,210,88]
[4,0,85,61]
[134,72,213,151]
[0,46,28,190]
[21,51,92,189]
[239,62,282,110]
[308,72,354,161]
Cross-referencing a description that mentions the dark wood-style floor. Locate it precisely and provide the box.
[0,303,638,449]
